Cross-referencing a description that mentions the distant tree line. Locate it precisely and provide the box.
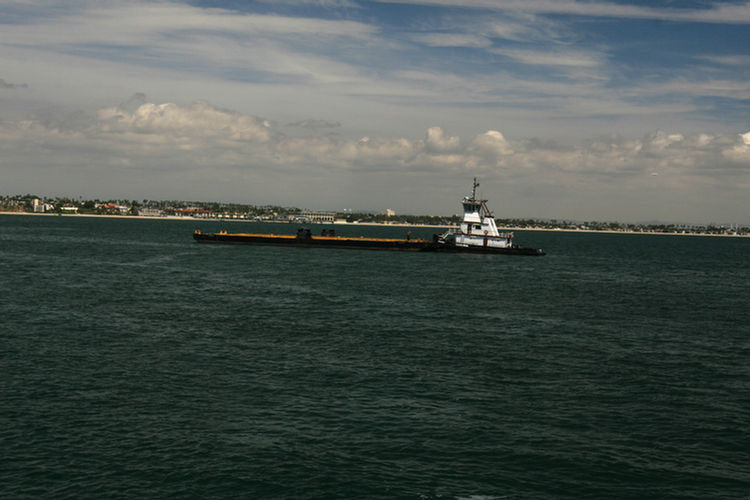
[344,212,459,226]
[0,195,301,217]
[495,218,747,235]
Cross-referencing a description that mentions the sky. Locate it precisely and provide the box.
[1,0,749,223]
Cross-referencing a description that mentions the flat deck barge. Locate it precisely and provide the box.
[193,228,433,251]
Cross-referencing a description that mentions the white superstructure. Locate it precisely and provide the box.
[440,178,514,249]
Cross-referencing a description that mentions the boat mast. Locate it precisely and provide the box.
[470,177,493,217]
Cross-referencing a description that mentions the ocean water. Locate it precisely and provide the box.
[2,215,749,500]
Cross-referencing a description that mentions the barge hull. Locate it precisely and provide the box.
[193,231,432,251]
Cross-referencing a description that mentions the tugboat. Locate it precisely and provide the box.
[193,178,545,255]
[432,178,545,255]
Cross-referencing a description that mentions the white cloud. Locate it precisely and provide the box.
[485,20,537,41]
[492,48,603,68]
[411,33,492,48]
[425,126,461,153]
[724,131,750,161]
[469,131,515,158]
[7,3,377,44]
[698,55,750,67]
[376,0,750,24]
[0,2,380,90]
[2,0,748,142]
[286,119,342,129]
[3,100,748,175]
[257,0,363,7]
[97,102,279,143]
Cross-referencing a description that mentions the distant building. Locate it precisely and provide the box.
[99,203,119,213]
[164,208,212,218]
[382,209,395,217]
[300,211,336,223]
[138,208,163,217]
[31,199,43,213]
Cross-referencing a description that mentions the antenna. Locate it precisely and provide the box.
[472,177,479,200]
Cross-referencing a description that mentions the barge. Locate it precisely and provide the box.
[193,227,433,251]
[193,179,545,255]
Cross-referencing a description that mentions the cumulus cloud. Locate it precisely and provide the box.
[3,101,749,178]
[724,131,750,162]
[96,101,280,144]
[470,131,515,158]
[425,126,461,153]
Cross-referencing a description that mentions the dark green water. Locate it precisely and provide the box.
[2,215,749,499]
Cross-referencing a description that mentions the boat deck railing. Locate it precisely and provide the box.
[441,228,514,239]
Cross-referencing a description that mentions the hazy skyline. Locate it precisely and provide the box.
[1,0,749,223]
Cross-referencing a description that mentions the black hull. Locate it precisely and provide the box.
[193,231,545,255]
[436,244,546,256]
[193,231,432,251]
[430,243,545,256]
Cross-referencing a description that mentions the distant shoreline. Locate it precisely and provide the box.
[2,211,746,237]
